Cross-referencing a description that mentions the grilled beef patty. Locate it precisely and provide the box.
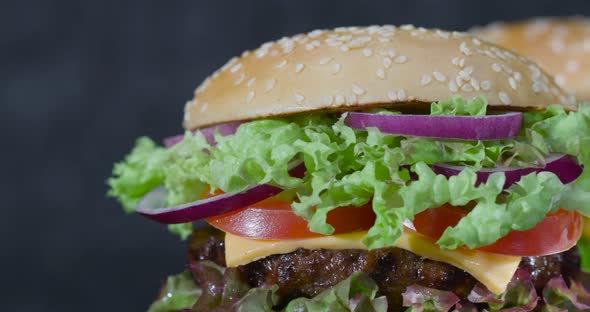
[188,227,580,310]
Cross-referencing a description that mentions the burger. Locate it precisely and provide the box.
[474,16,590,278]
[472,17,590,100]
[108,25,590,311]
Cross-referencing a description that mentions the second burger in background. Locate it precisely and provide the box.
[108,25,590,311]
[474,17,590,274]
[473,17,590,99]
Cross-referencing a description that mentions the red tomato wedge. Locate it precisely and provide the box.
[206,196,376,239]
[413,204,583,256]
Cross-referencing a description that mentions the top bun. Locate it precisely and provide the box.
[473,17,590,100]
[184,25,575,130]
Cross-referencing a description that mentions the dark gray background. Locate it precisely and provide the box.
[3,0,590,311]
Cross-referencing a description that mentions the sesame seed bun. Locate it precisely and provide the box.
[184,25,575,130]
[473,17,590,100]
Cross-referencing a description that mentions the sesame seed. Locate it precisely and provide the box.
[472,38,481,45]
[433,71,446,82]
[246,77,256,87]
[514,72,522,81]
[199,102,208,113]
[221,57,238,71]
[555,75,566,86]
[362,48,373,57]
[508,77,517,90]
[184,110,190,121]
[349,37,369,48]
[530,65,543,79]
[295,92,305,102]
[326,38,341,46]
[383,57,392,68]
[311,40,320,47]
[459,42,472,55]
[532,81,543,93]
[459,70,471,81]
[275,60,287,68]
[397,89,407,101]
[436,29,450,39]
[234,73,245,85]
[464,66,474,75]
[319,57,332,65]
[246,91,255,103]
[451,57,460,66]
[270,50,279,56]
[394,55,407,63]
[387,90,398,101]
[376,68,386,79]
[323,95,334,105]
[449,80,458,92]
[255,49,267,58]
[492,63,502,72]
[331,63,341,74]
[461,84,473,92]
[388,49,397,58]
[265,78,276,91]
[470,78,480,91]
[400,24,415,30]
[352,84,366,95]
[261,42,274,50]
[378,37,391,43]
[481,80,492,91]
[230,63,242,73]
[295,63,305,73]
[340,45,350,52]
[335,95,345,105]
[420,74,432,86]
[458,58,466,68]
[295,36,309,44]
[499,91,511,104]
[501,64,513,74]
[455,76,463,87]
[484,50,497,59]
[305,44,315,51]
[308,29,324,38]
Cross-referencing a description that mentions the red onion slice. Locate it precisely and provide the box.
[163,121,244,147]
[344,112,522,141]
[431,154,582,189]
[135,164,305,224]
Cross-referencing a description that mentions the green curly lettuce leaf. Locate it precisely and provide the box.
[108,137,167,212]
[285,272,387,312]
[430,95,488,116]
[108,97,590,251]
[578,237,590,273]
[147,271,201,312]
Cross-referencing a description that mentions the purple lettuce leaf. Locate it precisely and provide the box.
[466,269,537,311]
[542,276,590,311]
[402,284,460,312]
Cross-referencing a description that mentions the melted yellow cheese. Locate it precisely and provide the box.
[225,229,521,294]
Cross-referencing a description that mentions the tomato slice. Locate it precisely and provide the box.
[413,204,582,256]
[206,196,376,239]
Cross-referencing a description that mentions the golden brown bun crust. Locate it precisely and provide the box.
[473,17,590,100]
[184,25,575,130]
